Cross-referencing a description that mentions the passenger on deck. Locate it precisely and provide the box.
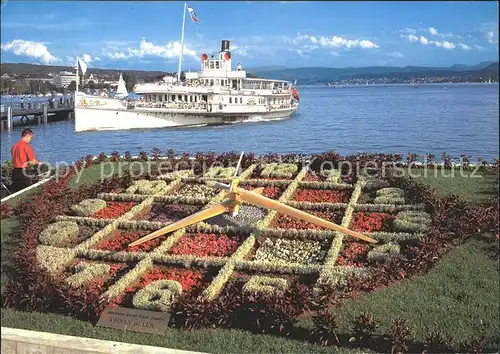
[10,128,40,192]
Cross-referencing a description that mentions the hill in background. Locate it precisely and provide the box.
[1,61,498,84]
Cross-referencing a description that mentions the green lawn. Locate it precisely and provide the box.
[1,310,367,354]
[1,164,498,352]
[404,168,498,203]
[333,238,499,348]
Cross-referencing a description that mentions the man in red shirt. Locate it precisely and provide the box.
[10,128,40,192]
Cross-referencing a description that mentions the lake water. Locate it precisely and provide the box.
[1,84,498,164]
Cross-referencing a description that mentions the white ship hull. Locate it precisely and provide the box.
[74,97,297,132]
[73,38,301,132]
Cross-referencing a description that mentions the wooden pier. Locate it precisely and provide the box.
[0,103,74,130]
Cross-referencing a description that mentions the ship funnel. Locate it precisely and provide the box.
[221,40,230,52]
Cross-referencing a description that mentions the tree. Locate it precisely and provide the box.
[122,73,138,91]
[1,78,12,94]
[68,81,77,91]
[13,81,29,95]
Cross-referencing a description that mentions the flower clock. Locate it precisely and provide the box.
[29,159,436,333]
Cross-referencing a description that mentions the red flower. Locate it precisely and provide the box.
[93,202,135,219]
[350,212,396,233]
[303,173,326,182]
[293,189,351,203]
[243,185,283,199]
[170,233,240,257]
[67,261,129,297]
[95,230,166,252]
[1,204,13,219]
[111,267,205,307]
[337,242,370,267]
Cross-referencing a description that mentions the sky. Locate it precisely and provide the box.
[0,1,498,71]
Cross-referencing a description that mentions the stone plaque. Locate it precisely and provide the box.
[96,306,171,334]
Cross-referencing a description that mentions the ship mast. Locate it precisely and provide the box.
[75,57,79,93]
[177,2,187,83]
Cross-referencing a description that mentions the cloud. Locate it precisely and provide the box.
[65,56,76,66]
[388,51,404,58]
[1,39,58,64]
[406,34,419,42]
[82,53,101,63]
[434,40,455,49]
[428,27,438,36]
[296,49,306,57]
[427,27,454,38]
[419,36,429,45]
[401,27,417,35]
[486,31,497,44]
[231,44,248,56]
[105,38,196,60]
[106,52,129,60]
[457,43,471,50]
[313,35,379,49]
[402,34,468,50]
[401,27,482,51]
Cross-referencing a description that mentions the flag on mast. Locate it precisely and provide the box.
[186,4,199,22]
[77,58,87,75]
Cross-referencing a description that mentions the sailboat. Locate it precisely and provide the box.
[114,73,128,98]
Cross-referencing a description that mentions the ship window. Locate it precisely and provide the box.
[240,97,243,104]
[273,97,276,103]
[159,95,163,102]
[215,61,220,69]
[209,61,214,69]
[229,97,232,104]
[216,79,220,86]
[210,79,214,86]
